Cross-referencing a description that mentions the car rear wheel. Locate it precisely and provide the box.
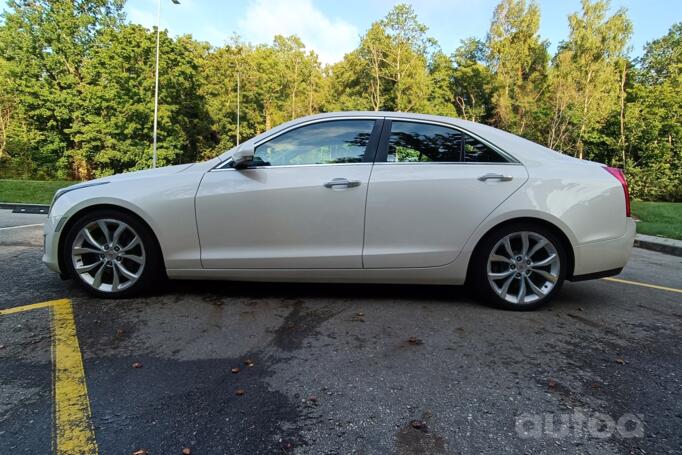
[63,210,162,298]
[472,223,567,310]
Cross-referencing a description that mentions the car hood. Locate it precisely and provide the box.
[99,163,196,183]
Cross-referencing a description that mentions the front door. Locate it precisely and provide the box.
[196,118,382,269]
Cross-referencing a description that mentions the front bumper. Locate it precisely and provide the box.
[571,217,636,278]
[42,213,63,273]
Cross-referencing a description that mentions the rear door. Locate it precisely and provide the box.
[196,118,383,269]
[363,119,528,268]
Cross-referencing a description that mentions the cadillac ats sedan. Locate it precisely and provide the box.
[43,112,635,310]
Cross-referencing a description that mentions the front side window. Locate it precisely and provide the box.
[387,121,463,163]
[254,120,375,166]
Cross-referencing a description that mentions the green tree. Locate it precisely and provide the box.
[546,0,632,159]
[70,24,212,176]
[451,38,494,122]
[487,0,548,137]
[623,23,682,200]
[0,0,125,178]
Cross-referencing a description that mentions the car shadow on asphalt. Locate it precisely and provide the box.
[162,279,475,305]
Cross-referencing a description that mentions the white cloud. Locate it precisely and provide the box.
[237,0,359,65]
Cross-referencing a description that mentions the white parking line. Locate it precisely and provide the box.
[0,223,44,231]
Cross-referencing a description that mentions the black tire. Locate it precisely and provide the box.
[470,222,568,311]
[62,209,164,298]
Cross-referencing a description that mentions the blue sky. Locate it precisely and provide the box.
[2,0,680,64]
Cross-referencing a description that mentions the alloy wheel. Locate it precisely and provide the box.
[486,231,560,305]
[71,219,146,293]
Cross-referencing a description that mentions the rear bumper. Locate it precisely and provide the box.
[571,217,636,279]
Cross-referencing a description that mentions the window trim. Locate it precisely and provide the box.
[215,117,384,170]
[374,118,520,165]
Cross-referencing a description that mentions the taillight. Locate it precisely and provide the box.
[603,166,631,217]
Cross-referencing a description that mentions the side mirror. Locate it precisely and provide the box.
[231,145,255,170]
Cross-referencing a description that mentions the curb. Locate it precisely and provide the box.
[0,202,50,214]
[634,234,682,257]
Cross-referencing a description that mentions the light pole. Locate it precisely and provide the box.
[152,0,180,168]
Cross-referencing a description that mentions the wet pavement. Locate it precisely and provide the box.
[1,212,680,454]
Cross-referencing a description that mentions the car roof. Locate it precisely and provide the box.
[221,111,575,165]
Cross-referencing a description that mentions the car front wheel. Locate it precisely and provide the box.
[62,210,162,298]
[472,223,567,310]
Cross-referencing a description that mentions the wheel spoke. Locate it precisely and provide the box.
[517,276,527,303]
[120,254,144,264]
[489,270,514,280]
[527,239,547,258]
[532,254,557,268]
[112,222,126,245]
[121,236,140,252]
[525,276,546,297]
[490,254,512,264]
[114,261,139,280]
[499,275,515,299]
[76,261,102,273]
[97,220,112,244]
[92,262,105,288]
[73,246,101,255]
[503,237,514,257]
[531,268,557,283]
[111,263,120,291]
[520,232,529,256]
[82,227,103,250]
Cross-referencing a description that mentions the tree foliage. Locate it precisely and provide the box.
[0,0,680,201]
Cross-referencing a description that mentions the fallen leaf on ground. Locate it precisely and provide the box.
[235,388,245,396]
[615,358,626,365]
[231,367,240,374]
[410,420,427,430]
[132,362,143,369]
[407,336,423,345]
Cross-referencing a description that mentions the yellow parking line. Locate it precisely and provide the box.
[0,299,98,454]
[51,299,98,454]
[603,277,682,294]
[0,299,59,316]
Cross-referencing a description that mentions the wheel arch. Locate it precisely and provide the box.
[466,217,576,282]
[57,203,166,276]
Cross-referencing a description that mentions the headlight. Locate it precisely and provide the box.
[50,181,110,213]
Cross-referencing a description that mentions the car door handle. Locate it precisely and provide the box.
[324,178,361,189]
[478,173,513,182]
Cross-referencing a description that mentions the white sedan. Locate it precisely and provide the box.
[43,112,635,310]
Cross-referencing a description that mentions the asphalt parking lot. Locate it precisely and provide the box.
[0,208,680,454]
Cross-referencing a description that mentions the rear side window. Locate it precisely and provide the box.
[463,134,507,163]
[387,121,463,163]
[386,121,508,163]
